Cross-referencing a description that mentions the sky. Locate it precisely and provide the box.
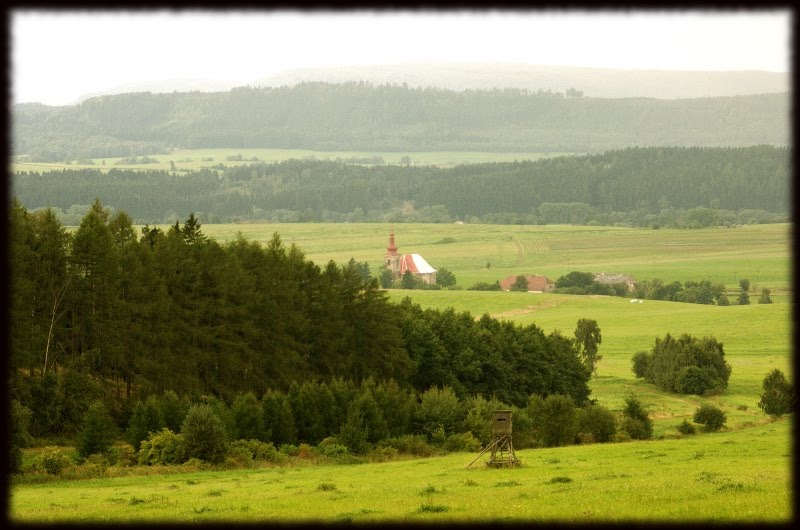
[10,9,791,106]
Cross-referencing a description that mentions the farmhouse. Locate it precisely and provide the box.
[384,230,437,285]
[594,272,637,291]
[500,274,555,292]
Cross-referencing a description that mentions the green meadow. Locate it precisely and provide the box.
[9,222,793,522]
[12,148,572,173]
[9,419,791,523]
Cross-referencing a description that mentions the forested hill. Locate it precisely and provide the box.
[12,83,789,161]
[14,146,788,225]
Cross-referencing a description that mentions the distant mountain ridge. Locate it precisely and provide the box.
[250,62,790,99]
[69,63,790,103]
[13,83,789,161]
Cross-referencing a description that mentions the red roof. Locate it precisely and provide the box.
[400,254,436,274]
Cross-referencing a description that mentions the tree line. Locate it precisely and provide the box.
[10,201,592,435]
[12,145,789,226]
[12,83,788,161]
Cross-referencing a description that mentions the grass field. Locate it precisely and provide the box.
[11,148,574,173]
[197,222,790,292]
[9,222,793,523]
[9,419,791,523]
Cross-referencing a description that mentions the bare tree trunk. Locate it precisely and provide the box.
[43,279,70,378]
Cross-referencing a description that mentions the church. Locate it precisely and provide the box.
[384,230,437,285]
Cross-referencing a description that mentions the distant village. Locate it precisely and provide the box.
[383,231,636,293]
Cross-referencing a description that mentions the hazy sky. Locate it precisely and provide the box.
[11,9,791,106]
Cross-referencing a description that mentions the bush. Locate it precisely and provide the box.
[443,432,481,453]
[230,439,281,461]
[107,443,137,467]
[379,435,436,456]
[316,437,349,458]
[675,366,722,396]
[157,390,188,433]
[631,351,651,379]
[758,369,795,416]
[576,404,617,443]
[646,334,731,394]
[527,394,578,447]
[621,394,652,440]
[677,419,696,435]
[77,401,118,459]
[693,404,726,431]
[619,417,651,440]
[279,443,300,456]
[138,428,187,465]
[180,404,229,464]
[10,399,33,473]
[127,396,164,451]
[32,446,73,475]
[415,386,464,437]
[231,392,266,441]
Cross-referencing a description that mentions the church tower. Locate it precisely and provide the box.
[384,230,401,276]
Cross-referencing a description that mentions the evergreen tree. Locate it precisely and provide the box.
[181,404,229,464]
[77,401,118,458]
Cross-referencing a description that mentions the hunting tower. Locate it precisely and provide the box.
[466,410,520,468]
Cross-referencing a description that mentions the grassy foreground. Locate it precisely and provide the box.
[9,419,791,523]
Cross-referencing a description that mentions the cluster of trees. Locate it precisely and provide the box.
[11,373,659,474]
[12,84,788,160]
[10,201,593,429]
[631,334,732,395]
[553,271,630,297]
[13,146,788,226]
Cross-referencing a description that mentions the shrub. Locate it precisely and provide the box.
[316,438,349,458]
[279,443,300,456]
[576,404,617,443]
[631,351,652,379]
[415,386,464,437]
[338,403,372,455]
[611,430,631,443]
[619,417,651,440]
[443,432,481,453]
[10,399,33,473]
[127,396,164,451]
[693,404,727,431]
[379,435,436,456]
[231,392,266,441]
[230,439,281,461]
[33,446,73,475]
[621,394,652,439]
[77,401,118,459]
[675,366,722,396]
[138,428,187,465]
[158,390,188,433]
[646,333,731,393]
[677,419,696,435]
[527,394,578,447]
[107,443,137,467]
[180,404,229,464]
[758,369,795,416]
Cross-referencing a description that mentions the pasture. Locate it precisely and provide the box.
[11,148,572,173]
[9,222,792,523]
[9,419,790,522]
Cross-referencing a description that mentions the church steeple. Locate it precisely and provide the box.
[386,229,399,256]
[385,229,401,275]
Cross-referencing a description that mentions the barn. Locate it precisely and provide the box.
[499,274,555,292]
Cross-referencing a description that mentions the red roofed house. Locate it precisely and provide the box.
[384,230,437,285]
[499,274,555,292]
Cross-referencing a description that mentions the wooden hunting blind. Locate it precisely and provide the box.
[466,410,520,468]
